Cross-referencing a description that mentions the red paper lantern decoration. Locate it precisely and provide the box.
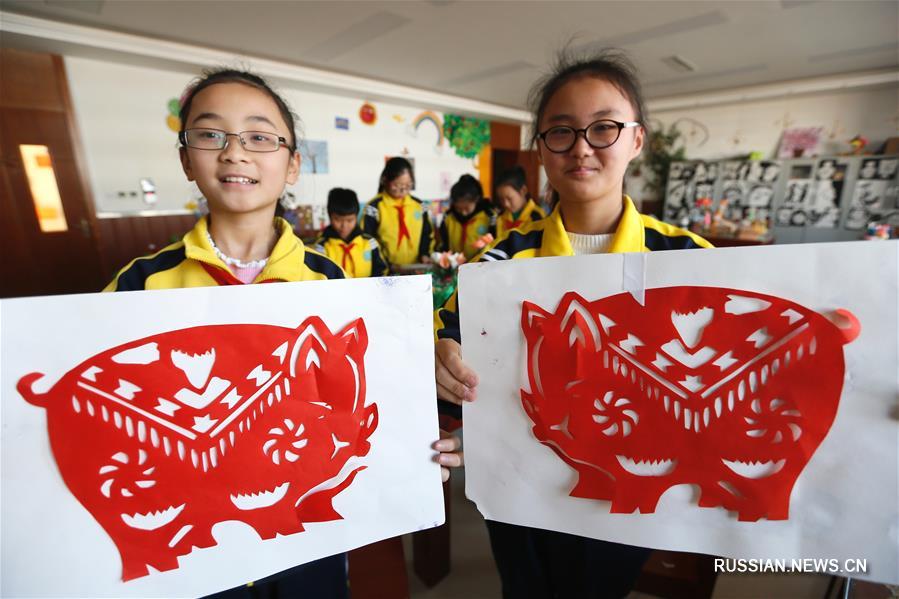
[359,102,377,125]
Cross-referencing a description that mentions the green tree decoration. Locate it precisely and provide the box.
[443,114,491,159]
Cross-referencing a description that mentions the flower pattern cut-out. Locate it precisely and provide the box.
[262,418,308,465]
[743,397,802,443]
[592,391,639,437]
[99,449,157,499]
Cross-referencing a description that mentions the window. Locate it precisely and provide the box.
[19,144,68,233]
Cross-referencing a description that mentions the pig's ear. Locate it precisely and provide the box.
[338,318,368,356]
[522,301,550,337]
[559,293,601,351]
[290,317,327,376]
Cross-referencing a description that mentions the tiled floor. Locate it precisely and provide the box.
[403,468,854,599]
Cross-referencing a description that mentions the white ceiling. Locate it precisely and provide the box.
[3,0,898,109]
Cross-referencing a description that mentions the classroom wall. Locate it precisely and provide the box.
[64,56,480,219]
[625,85,899,231]
[648,86,899,162]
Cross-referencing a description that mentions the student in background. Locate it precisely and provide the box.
[437,174,496,259]
[362,157,433,267]
[493,165,546,238]
[434,49,712,599]
[315,188,389,278]
[104,68,461,598]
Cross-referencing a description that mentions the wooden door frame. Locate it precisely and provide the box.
[1,48,106,294]
[490,121,541,200]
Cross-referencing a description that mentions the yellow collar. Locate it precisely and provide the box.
[379,192,415,207]
[184,216,224,267]
[262,218,306,281]
[521,199,539,219]
[608,195,645,254]
[538,195,645,257]
[185,216,305,282]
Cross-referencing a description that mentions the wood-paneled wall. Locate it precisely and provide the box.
[1,48,106,297]
[96,214,197,283]
[489,121,540,201]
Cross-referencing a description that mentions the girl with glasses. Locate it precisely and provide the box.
[105,68,342,289]
[434,49,712,599]
[362,156,434,268]
[104,68,462,598]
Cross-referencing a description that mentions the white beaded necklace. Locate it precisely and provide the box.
[206,230,270,269]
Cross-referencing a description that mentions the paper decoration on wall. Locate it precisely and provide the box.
[845,158,899,230]
[662,156,899,232]
[335,117,349,130]
[411,111,445,147]
[299,140,329,175]
[663,161,718,223]
[166,98,181,133]
[443,114,490,159]
[359,102,377,126]
[777,127,823,159]
[16,317,377,581]
[715,160,780,224]
[775,164,813,227]
[520,287,859,521]
[392,114,405,123]
[805,159,847,228]
[848,134,869,155]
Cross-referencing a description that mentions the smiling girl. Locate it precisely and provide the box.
[105,70,342,290]
[433,50,712,598]
[104,69,462,598]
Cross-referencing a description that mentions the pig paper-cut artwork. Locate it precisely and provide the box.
[16,316,377,581]
[520,287,859,522]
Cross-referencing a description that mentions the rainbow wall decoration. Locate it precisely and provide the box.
[412,111,444,147]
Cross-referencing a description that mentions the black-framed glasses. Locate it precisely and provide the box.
[179,128,293,153]
[537,119,641,153]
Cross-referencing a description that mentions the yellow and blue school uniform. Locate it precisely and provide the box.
[361,193,433,266]
[314,226,389,278]
[104,215,349,596]
[435,195,711,343]
[434,195,712,599]
[495,198,546,239]
[105,216,343,291]
[437,202,496,259]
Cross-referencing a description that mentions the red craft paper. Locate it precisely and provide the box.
[520,287,858,522]
[17,317,377,581]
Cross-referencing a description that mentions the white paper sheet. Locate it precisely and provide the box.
[460,241,898,584]
[1,275,444,597]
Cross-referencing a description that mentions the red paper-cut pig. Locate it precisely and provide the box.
[521,287,859,522]
[17,316,377,581]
